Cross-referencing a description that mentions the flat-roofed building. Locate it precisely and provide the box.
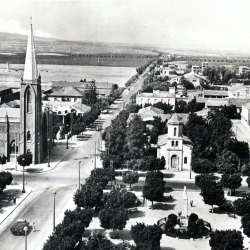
[136,91,176,108]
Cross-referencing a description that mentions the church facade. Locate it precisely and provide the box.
[157,114,192,171]
[0,21,53,164]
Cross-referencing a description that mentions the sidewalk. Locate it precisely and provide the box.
[0,135,85,227]
[3,135,84,174]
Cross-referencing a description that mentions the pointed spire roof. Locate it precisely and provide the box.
[168,113,184,125]
[23,18,38,81]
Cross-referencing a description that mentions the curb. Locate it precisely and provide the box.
[0,190,33,225]
[41,147,75,173]
[7,147,76,174]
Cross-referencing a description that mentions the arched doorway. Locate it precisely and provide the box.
[171,155,179,169]
[10,140,18,154]
[41,114,48,158]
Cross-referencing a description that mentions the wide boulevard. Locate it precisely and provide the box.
[0,67,151,250]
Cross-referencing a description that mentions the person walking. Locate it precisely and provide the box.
[13,196,16,205]
[33,222,36,232]
[190,200,193,207]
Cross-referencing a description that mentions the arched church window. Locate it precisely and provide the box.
[174,127,177,136]
[27,89,32,113]
[184,157,187,164]
[27,131,31,141]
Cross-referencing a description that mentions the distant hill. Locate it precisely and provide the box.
[0,32,161,67]
[0,32,159,55]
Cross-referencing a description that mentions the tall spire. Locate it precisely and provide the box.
[23,17,38,81]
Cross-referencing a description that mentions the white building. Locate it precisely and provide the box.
[202,62,209,72]
[157,114,192,171]
[239,66,249,75]
[136,90,176,108]
[228,84,250,99]
[191,65,200,74]
[241,102,250,131]
[184,72,207,88]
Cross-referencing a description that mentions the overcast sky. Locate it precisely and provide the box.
[1,0,250,54]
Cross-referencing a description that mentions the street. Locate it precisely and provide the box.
[0,67,151,250]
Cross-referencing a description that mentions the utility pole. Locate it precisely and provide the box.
[94,141,97,169]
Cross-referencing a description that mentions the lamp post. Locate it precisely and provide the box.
[53,191,57,232]
[22,157,25,193]
[47,138,50,167]
[23,226,28,250]
[94,141,97,169]
[66,124,69,149]
[78,161,81,190]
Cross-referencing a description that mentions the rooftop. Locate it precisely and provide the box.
[137,92,175,98]
[168,113,184,124]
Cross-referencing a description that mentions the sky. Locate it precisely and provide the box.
[1,0,250,54]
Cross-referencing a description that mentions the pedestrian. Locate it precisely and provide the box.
[13,196,16,205]
[33,222,36,232]
[190,200,193,207]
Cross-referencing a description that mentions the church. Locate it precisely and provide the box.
[157,113,192,171]
[0,21,53,164]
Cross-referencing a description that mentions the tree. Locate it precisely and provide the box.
[0,155,7,171]
[153,102,173,114]
[139,156,166,171]
[227,140,249,165]
[17,151,33,167]
[79,233,116,250]
[191,157,216,174]
[165,214,178,232]
[74,184,103,209]
[200,183,225,212]
[103,188,140,209]
[209,230,244,250]
[180,76,195,89]
[86,168,114,189]
[233,198,250,216]
[0,171,13,193]
[221,174,242,195]
[195,174,216,189]
[142,171,165,206]
[125,115,149,160]
[241,214,250,237]
[99,207,129,232]
[131,223,163,250]
[71,120,85,136]
[43,208,93,250]
[208,110,233,154]
[83,82,98,106]
[148,116,168,144]
[217,150,240,174]
[122,171,139,189]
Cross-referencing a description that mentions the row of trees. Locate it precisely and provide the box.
[101,112,166,170]
[185,109,249,175]
[202,66,235,85]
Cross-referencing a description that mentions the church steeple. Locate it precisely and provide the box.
[23,17,38,81]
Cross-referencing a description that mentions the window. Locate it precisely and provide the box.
[174,127,177,136]
[27,131,31,141]
[26,89,31,113]
[176,141,178,147]
[184,157,187,164]
[171,141,174,147]
[74,98,77,102]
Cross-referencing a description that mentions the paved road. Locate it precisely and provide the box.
[0,67,151,250]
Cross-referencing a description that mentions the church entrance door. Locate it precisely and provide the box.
[171,155,178,168]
